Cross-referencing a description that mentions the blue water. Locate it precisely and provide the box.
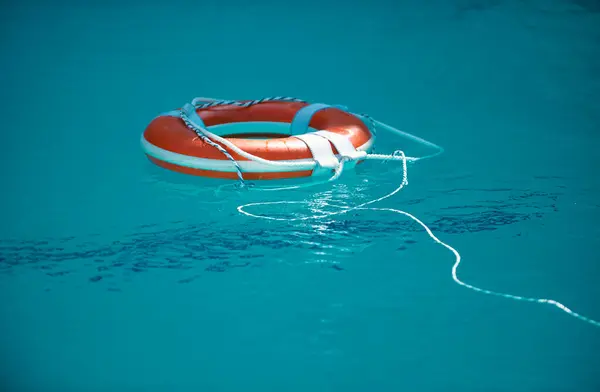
[2,1,600,391]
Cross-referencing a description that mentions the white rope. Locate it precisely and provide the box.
[182,97,600,329]
[237,151,600,329]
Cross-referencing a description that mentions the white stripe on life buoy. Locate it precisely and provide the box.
[141,134,374,174]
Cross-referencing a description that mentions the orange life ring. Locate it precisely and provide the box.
[141,99,375,180]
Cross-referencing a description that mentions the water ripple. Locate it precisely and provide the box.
[0,183,564,286]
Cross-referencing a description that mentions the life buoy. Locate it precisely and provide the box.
[141,99,375,180]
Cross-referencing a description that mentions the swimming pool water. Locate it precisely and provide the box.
[1,1,599,391]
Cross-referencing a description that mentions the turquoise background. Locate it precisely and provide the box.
[1,1,599,391]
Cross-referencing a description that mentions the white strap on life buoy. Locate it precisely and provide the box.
[314,130,367,170]
[294,130,369,176]
[294,133,340,177]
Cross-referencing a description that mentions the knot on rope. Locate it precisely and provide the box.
[392,150,405,159]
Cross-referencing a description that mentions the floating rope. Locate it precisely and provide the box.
[182,96,600,329]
